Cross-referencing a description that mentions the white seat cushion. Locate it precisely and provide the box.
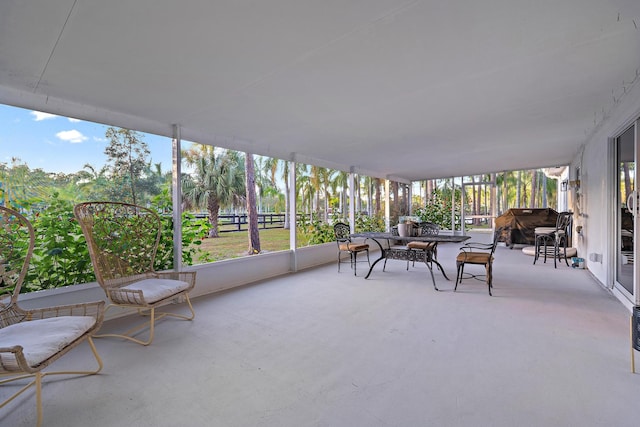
[0,316,96,370]
[122,278,191,304]
[534,227,557,234]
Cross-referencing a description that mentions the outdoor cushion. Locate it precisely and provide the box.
[338,243,368,251]
[0,316,96,370]
[534,227,557,234]
[407,242,435,250]
[121,278,191,304]
[522,246,577,257]
[456,252,493,264]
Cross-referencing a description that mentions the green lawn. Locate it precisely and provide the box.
[193,228,312,262]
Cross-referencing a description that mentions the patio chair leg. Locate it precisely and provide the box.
[353,252,357,275]
[95,299,195,346]
[35,372,42,427]
[455,262,463,291]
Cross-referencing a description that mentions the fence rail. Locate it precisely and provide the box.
[194,213,290,232]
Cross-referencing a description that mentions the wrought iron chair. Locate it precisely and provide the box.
[406,222,440,269]
[333,222,370,276]
[454,228,502,296]
[533,211,573,268]
[0,206,104,427]
[74,202,196,346]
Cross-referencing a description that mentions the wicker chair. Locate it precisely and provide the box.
[0,206,104,427]
[74,202,196,346]
[533,211,573,268]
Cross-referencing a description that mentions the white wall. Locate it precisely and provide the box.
[19,242,380,320]
[18,246,334,318]
[577,81,640,305]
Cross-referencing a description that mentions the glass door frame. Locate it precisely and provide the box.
[613,119,640,305]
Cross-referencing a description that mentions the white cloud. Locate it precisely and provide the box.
[31,111,58,121]
[68,117,81,123]
[56,129,88,144]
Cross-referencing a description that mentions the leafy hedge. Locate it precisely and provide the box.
[297,212,385,245]
[413,189,463,230]
[22,194,211,293]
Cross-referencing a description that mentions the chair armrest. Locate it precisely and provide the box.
[460,242,493,251]
[0,346,30,373]
[24,301,105,323]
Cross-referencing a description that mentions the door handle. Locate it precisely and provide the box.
[628,191,638,217]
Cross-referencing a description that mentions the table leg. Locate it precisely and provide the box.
[364,238,386,279]
[432,259,450,281]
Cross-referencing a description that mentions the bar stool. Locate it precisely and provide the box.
[533,212,573,268]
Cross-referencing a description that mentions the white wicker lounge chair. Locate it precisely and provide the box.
[74,201,196,346]
[0,206,104,427]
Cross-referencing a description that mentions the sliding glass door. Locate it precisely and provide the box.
[616,123,637,297]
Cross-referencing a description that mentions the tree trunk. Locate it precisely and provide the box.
[530,170,538,208]
[207,197,220,238]
[245,153,261,254]
[283,164,290,229]
[516,171,522,207]
[374,178,382,216]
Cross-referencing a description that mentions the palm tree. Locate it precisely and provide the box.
[181,145,245,237]
[261,156,290,227]
[317,167,335,222]
[75,164,112,201]
[245,152,261,254]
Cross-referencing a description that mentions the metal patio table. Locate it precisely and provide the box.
[350,232,471,290]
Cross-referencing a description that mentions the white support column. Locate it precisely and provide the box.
[385,179,391,231]
[171,124,183,271]
[289,159,298,272]
[348,170,356,231]
[408,183,413,216]
[454,177,460,233]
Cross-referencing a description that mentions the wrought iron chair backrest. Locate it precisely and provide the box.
[489,227,504,255]
[419,222,440,236]
[0,206,35,312]
[333,222,352,244]
[74,202,162,290]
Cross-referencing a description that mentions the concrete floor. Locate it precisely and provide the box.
[3,235,640,427]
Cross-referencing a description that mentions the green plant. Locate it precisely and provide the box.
[414,189,464,231]
[355,213,385,232]
[297,212,384,245]
[21,191,213,293]
[25,194,95,291]
[152,189,213,268]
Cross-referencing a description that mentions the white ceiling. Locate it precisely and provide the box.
[1,0,639,182]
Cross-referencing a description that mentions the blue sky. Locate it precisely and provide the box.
[0,104,174,175]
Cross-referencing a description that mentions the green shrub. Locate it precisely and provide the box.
[25,195,95,291]
[297,212,385,245]
[22,192,212,293]
[414,189,464,231]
